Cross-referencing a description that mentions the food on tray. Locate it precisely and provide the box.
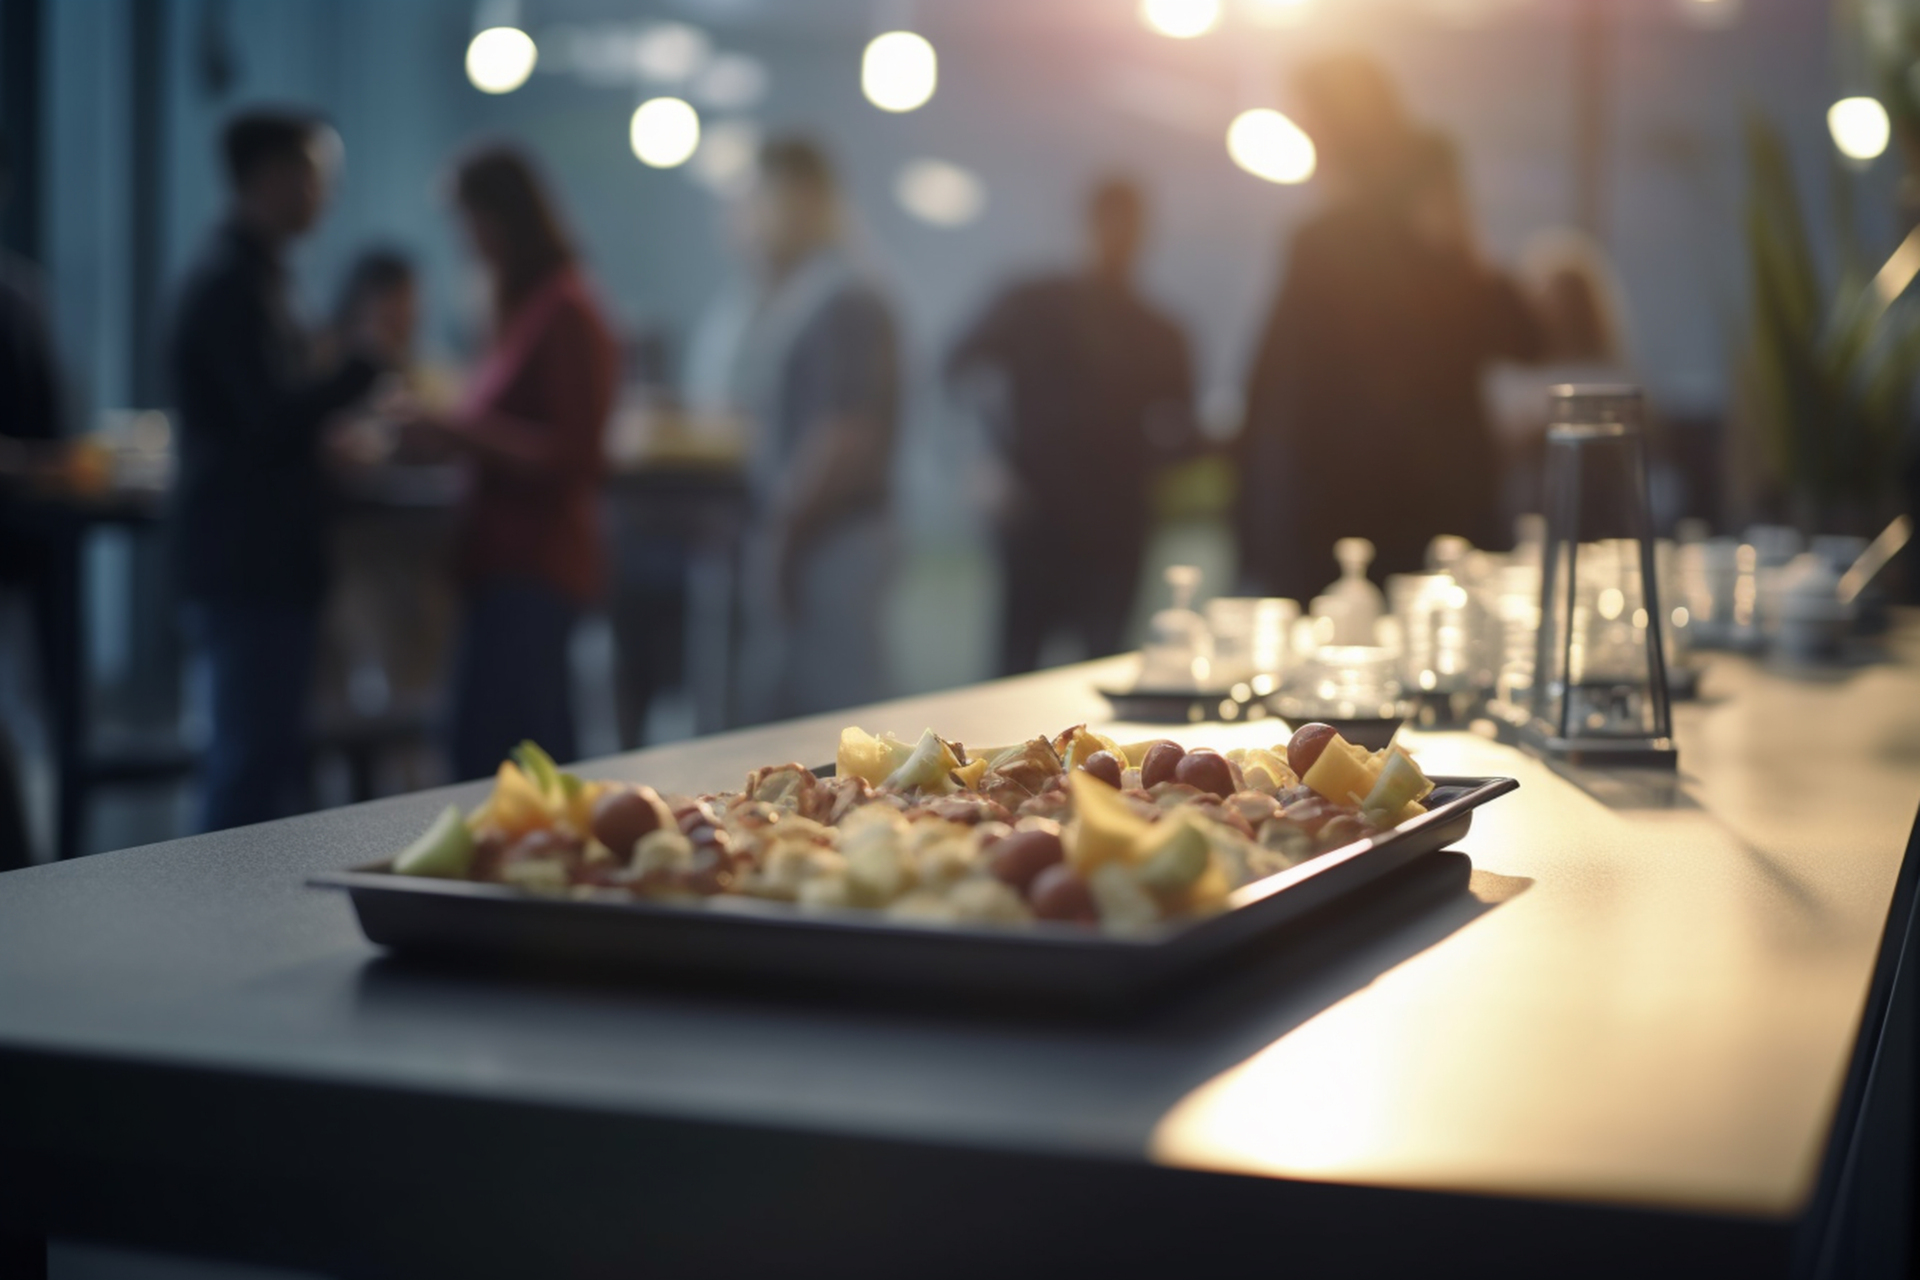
[386,725,1437,934]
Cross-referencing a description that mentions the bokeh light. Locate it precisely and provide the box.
[465,27,537,94]
[895,158,986,227]
[1140,0,1222,38]
[633,21,711,83]
[1828,97,1890,161]
[693,52,769,110]
[1227,108,1316,184]
[630,97,701,168]
[862,31,937,113]
[691,119,761,195]
[1244,0,1313,27]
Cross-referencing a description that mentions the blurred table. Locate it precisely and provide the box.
[0,638,1915,1277]
[0,481,180,864]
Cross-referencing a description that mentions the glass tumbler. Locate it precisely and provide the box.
[1524,385,1677,767]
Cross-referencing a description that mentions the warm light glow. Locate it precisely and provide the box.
[1227,108,1316,184]
[895,158,986,227]
[630,97,700,168]
[633,22,711,83]
[1140,0,1222,38]
[862,31,937,113]
[1597,587,1625,621]
[466,27,537,94]
[690,119,760,195]
[1246,0,1313,26]
[1829,97,1891,161]
[1676,0,1741,29]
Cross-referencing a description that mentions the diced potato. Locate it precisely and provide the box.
[1065,771,1153,873]
[1089,863,1163,935]
[1302,736,1380,807]
[488,761,553,837]
[797,874,855,912]
[499,857,570,894]
[885,890,960,924]
[845,832,908,906]
[946,876,1033,925]
[1134,815,1211,895]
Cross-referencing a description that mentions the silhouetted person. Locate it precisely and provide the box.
[696,137,899,721]
[168,109,381,832]
[0,126,62,868]
[1238,60,1543,600]
[401,145,616,778]
[949,177,1196,673]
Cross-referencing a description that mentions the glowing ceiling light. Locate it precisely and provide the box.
[1828,97,1891,161]
[895,158,986,227]
[1141,0,1222,38]
[1227,108,1316,184]
[862,31,937,113]
[630,97,701,168]
[466,26,538,94]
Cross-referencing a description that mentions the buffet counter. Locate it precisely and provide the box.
[0,632,1915,1278]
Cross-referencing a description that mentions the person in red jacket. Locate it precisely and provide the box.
[404,145,617,779]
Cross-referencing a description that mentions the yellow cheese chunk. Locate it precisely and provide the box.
[1302,737,1380,807]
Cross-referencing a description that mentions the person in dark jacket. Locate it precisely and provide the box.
[949,177,1196,674]
[1237,56,1543,601]
[168,109,381,832]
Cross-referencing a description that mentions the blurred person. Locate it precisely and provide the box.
[1488,228,1634,522]
[316,250,458,791]
[0,125,63,868]
[400,145,616,779]
[697,136,900,722]
[948,177,1197,675]
[330,248,417,371]
[168,109,383,833]
[1237,58,1543,600]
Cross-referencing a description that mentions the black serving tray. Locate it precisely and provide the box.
[313,776,1516,1008]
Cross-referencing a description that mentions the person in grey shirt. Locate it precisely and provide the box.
[697,136,899,723]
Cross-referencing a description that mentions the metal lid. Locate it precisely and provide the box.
[1548,383,1644,430]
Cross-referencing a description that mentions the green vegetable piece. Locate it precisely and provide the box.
[1135,818,1211,894]
[882,728,957,794]
[1362,751,1429,823]
[512,740,565,803]
[392,805,476,879]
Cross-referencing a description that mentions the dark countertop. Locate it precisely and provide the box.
[0,654,1914,1278]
